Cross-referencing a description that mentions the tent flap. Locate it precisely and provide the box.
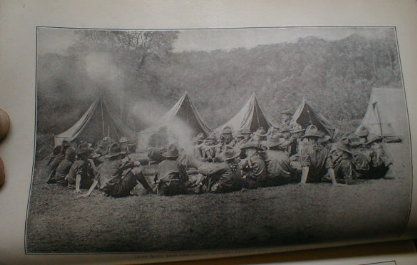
[291,99,335,137]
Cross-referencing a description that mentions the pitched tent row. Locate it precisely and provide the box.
[54,87,405,148]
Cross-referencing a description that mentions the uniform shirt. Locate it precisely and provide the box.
[66,159,95,189]
[210,161,242,193]
[299,142,331,182]
[193,143,204,160]
[241,154,267,180]
[53,159,74,182]
[370,143,391,167]
[201,144,217,161]
[140,162,159,191]
[157,159,181,182]
[95,158,122,189]
[48,154,65,173]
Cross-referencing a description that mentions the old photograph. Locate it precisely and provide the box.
[26,26,412,253]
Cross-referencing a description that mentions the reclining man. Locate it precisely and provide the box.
[79,143,152,198]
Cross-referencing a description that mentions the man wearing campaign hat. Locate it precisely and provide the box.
[218,126,237,158]
[208,147,243,193]
[48,146,76,185]
[66,143,96,193]
[236,128,252,148]
[201,133,218,162]
[119,136,130,154]
[265,134,297,186]
[240,142,268,189]
[299,125,337,185]
[328,141,355,184]
[46,140,72,183]
[192,133,205,160]
[155,144,186,196]
[79,143,127,197]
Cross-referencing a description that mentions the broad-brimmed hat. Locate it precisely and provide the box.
[147,148,163,162]
[119,136,128,143]
[355,126,369,138]
[222,126,233,135]
[77,143,91,156]
[162,144,179,158]
[65,147,76,160]
[302,125,322,139]
[240,141,264,151]
[107,143,123,158]
[223,148,240,161]
[331,142,352,155]
[267,135,286,148]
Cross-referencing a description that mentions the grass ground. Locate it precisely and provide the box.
[25,143,412,253]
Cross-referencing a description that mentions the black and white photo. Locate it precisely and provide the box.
[26,26,412,253]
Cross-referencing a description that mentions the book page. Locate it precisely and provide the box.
[1,0,417,264]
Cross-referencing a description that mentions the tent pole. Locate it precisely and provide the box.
[374,102,383,136]
[101,97,105,138]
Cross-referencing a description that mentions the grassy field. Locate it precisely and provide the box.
[25,143,412,253]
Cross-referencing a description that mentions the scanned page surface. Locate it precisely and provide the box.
[1,1,417,264]
[26,26,412,254]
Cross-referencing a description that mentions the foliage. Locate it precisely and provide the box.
[36,30,402,134]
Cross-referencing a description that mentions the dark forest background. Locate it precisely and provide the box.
[36,29,402,138]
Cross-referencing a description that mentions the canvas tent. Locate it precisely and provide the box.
[137,92,211,148]
[54,97,135,146]
[216,92,271,133]
[290,99,335,137]
[356,87,409,139]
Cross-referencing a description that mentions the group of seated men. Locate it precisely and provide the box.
[45,120,393,198]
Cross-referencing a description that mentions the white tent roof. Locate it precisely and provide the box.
[54,97,135,146]
[357,87,409,138]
